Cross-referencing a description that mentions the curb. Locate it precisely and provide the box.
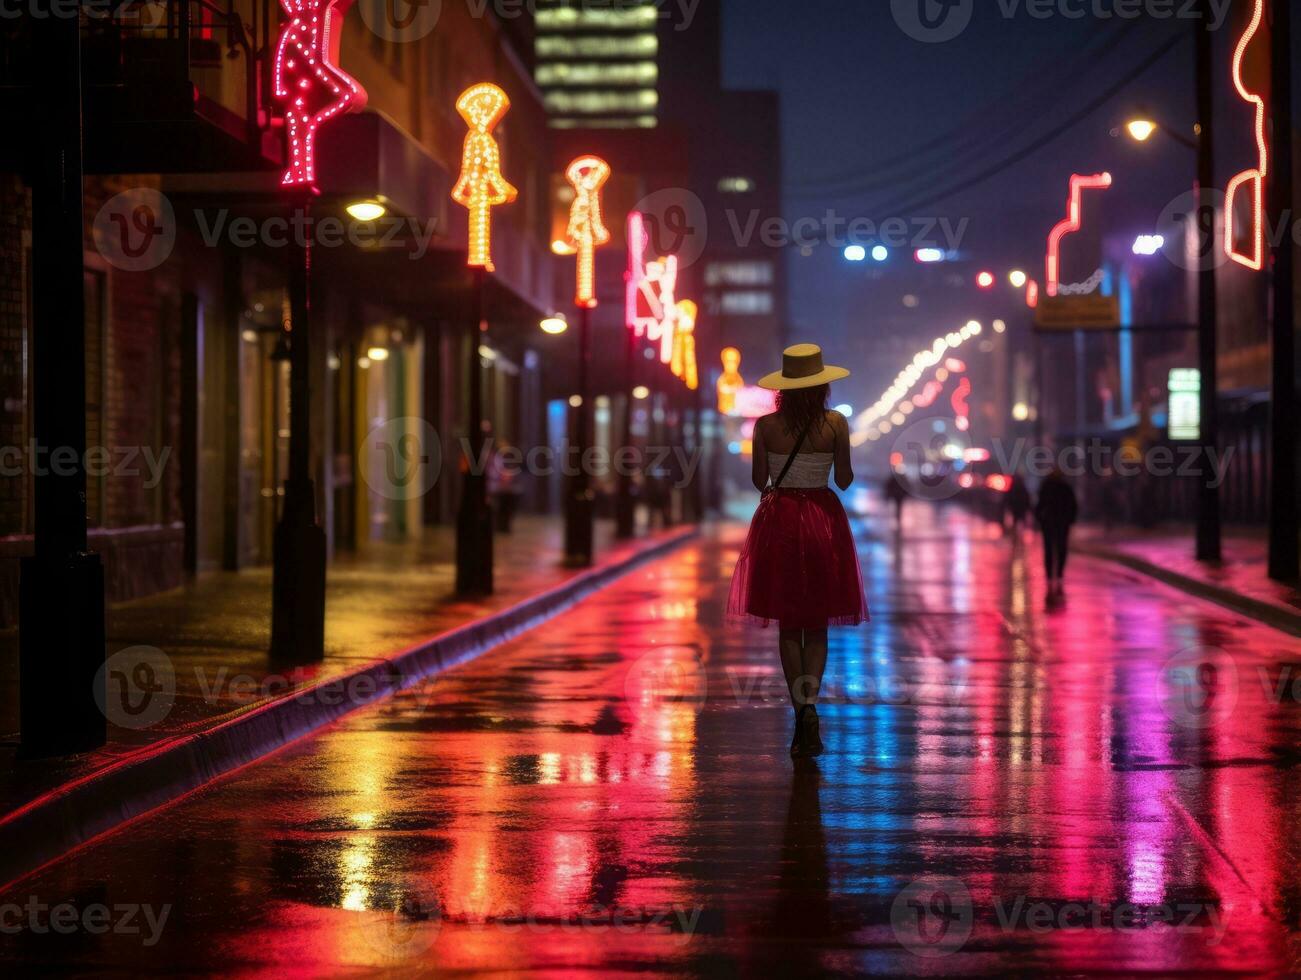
[0,526,698,890]
[1079,544,1301,638]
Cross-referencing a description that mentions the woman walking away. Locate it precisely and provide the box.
[728,345,869,759]
[1035,468,1078,599]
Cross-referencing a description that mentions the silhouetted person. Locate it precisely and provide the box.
[1006,475,1031,532]
[1035,469,1078,598]
[884,473,907,526]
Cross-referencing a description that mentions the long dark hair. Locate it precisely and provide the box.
[776,384,829,437]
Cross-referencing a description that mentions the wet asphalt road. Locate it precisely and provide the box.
[2,504,1300,976]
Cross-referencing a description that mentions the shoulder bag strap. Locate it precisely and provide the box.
[770,416,817,491]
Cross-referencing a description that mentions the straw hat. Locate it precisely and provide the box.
[758,344,851,391]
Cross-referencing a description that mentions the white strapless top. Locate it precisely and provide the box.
[768,452,834,489]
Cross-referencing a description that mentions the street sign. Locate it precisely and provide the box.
[1034,294,1120,331]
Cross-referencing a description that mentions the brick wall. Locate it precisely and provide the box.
[0,174,185,627]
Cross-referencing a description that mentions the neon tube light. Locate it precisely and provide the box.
[564,156,612,308]
[1046,173,1112,297]
[451,83,518,272]
[1225,0,1268,271]
[273,0,366,190]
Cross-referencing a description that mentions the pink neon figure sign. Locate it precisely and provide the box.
[1224,0,1268,271]
[274,0,367,190]
[1045,173,1112,297]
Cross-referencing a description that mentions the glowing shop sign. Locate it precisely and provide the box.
[670,299,699,390]
[451,83,518,272]
[1168,368,1201,441]
[563,155,612,308]
[1225,0,1268,271]
[1046,173,1112,297]
[717,347,744,415]
[274,0,366,189]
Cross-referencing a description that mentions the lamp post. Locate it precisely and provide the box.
[1121,7,1221,563]
[451,83,518,595]
[20,3,107,757]
[269,0,366,663]
[561,156,612,567]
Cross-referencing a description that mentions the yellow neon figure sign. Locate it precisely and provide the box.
[451,83,518,272]
[671,299,699,391]
[564,155,612,308]
[717,347,744,415]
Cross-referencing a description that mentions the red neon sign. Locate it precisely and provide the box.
[273,0,366,190]
[625,212,647,333]
[1045,173,1112,297]
[1225,0,1268,271]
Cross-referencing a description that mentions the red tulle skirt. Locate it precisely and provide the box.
[727,488,869,629]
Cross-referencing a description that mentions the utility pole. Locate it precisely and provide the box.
[1268,0,1298,581]
[456,268,494,594]
[20,1,108,757]
[1195,0,1222,562]
[563,304,595,566]
[270,195,327,662]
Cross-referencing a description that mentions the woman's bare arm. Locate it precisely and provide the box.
[832,413,854,491]
[751,418,770,492]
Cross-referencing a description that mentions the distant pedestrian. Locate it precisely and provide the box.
[728,345,869,759]
[1035,468,1078,598]
[884,473,907,526]
[488,442,521,534]
[1006,475,1031,532]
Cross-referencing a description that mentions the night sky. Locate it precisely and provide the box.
[719,0,1257,404]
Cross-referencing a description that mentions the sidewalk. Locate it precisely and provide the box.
[0,516,696,887]
[1077,524,1301,636]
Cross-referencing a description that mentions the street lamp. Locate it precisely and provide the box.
[268,2,366,664]
[451,82,520,596]
[1121,115,1198,152]
[1118,13,1220,562]
[561,155,612,567]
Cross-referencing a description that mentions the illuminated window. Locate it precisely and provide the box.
[705,262,774,287]
[718,177,754,194]
[549,115,658,130]
[544,89,658,115]
[536,62,658,87]
[721,291,774,315]
[536,34,658,59]
[536,6,657,30]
